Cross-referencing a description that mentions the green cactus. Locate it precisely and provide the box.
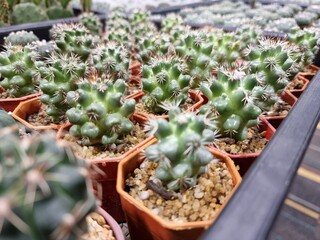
[288,27,320,70]
[29,40,57,60]
[0,127,97,240]
[0,0,10,26]
[136,32,173,64]
[244,38,299,94]
[103,28,132,48]
[0,45,42,97]
[91,42,130,82]
[50,23,98,61]
[174,31,215,88]
[65,77,136,146]
[161,14,184,34]
[144,108,217,192]
[39,53,89,122]
[199,66,262,141]
[266,18,298,34]
[46,6,73,20]
[4,31,39,46]
[10,3,49,25]
[294,11,318,28]
[79,12,102,36]
[131,9,150,27]
[141,54,191,114]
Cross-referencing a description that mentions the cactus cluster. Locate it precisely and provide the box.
[66,76,136,146]
[0,45,42,97]
[199,66,262,140]
[91,42,130,82]
[144,108,217,192]
[161,14,184,34]
[174,31,216,88]
[141,55,191,114]
[4,30,39,46]
[0,127,97,240]
[10,3,48,25]
[50,23,98,61]
[79,12,103,36]
[39,53,89,122]
[28,40,57,60]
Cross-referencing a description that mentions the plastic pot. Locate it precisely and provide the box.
[12,97,64,131]
[0,88,40,112]
[56,114,154,222]
[116,141,241,240]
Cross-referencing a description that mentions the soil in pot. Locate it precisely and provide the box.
[125,159,234,223]
[61,120,147,159]
[213,126,268,155]
[82,212,116,240]
[261,99,292,118]
[287,78,305,90]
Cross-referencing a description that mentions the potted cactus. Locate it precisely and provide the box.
[0,126,124,240]
[0,44,43,111]
[134,54,204,120]
[116,108,241,240]
[56,74,153,221]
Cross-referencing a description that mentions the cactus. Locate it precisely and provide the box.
[0,127,97,240]
[143,108,217,192]
[0,0,10,26]
[288,27,320,70]
[161,14,184,34]
[4,31,39,46]
[103,28,132,48]
[80,0,92,12]
[46,6,73,20]
[10,3,48,25]
[0,45,42,97]
[65,76,136,146]
[294,11,318,28]
[50,23,98,61]
[135,32,173,64]
[174,31,215,88]
[141,54,191,114]
[39,53,89,122]
[91,42,130,82]
[28,40,57,60]
[266,18,298,34]
[79,12,102,36]
[244,38,300,94]
[130,9,150,27]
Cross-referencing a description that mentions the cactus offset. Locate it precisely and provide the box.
[29,40,57,60]
[50,23,98,61]
[66,75,135,146]
[199,66,262,141]
[144,108,217,192]
[4,31,39,46]
[39,53,89,122]
[79,12,102,36]
[0,127,97,240]
[91,42,130,82]
[0,45,42,97]
[141,54,191,114]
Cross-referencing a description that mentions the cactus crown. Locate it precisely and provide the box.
[174,31,216,88]
[39,53,89,122]
[141,54,191,114]
[199,64,262,141]
[161,14,184,34]
[0,44,42,97]
[4,30,39,46]
[0,127,97,240]
[91,42,130,82]
[50,23,97,61]
[144,108,217,192]
[66,75,136,146]
[79,12,102,36]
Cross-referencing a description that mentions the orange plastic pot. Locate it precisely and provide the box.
[289,75,310,99]
[211,117,276,177]
[97,207,125,240]
[0,87,40,112]
[56,114,154,222]
[261,90,297,121]
[12,97,64,131]
[132,90,205,121]
[116,141,241,240]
